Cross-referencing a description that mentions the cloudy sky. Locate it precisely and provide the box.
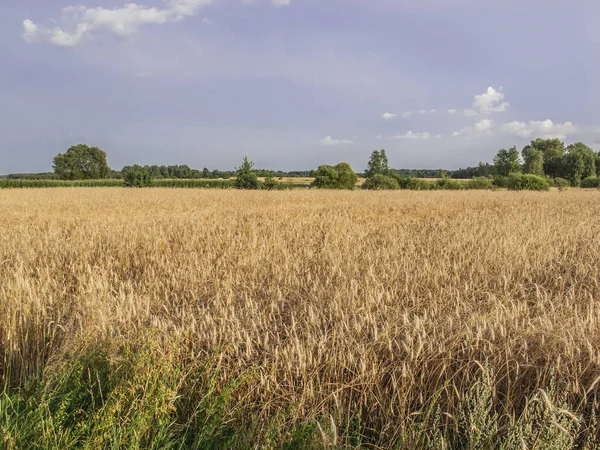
[1,0,599,173]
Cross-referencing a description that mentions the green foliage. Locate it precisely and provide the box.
[0,179,125,188]
[581,176,600,188]
[493,147,521,176]
[492,176,510,188]
[123,165,153,187]
[362,174,399,190]
[364,149,390,178]
[53,144,110,180]
[561,143,597,186]
[435,178,465,190]
[525,138,566,178]
[235,156,259,190]
[521,146,545,176]
[263,172,280,190]
[469,176,496,190]
[554,177,570,191]
[311,162,358,189]
[394,176,430,190]
[507,173,550,191]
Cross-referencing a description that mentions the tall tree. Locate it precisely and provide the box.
[493,147,521,176]
[365,149,389,178]
[562,142,597,185]
[521,146,544,176]
[53,144,110,180]
[235,156,259,189]
[524,138,565,178]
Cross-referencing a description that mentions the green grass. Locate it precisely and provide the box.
[3,337,599,449]
[0,179,314,190]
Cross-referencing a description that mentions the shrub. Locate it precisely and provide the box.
[263,175,280,190]
[311,163,358,189]
[436,178,464,190]
[507,173,550,191]
[581,177,600,188]
[235,157,260,190]
[554,178,570,191]
[492,176,511,188]
[468,177,496,190]
[393,176,434,190]
[123,165,152,187]
[362,174,399,190]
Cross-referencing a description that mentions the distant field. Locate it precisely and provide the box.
[2,189,600,448]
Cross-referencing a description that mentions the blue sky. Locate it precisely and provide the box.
[1,0,599,173]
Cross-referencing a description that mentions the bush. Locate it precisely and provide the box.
[262,175,280,190]
[468,177,496,190]
[553,178,570,191]
[436,178,464,190]
[235,156,260,190]
[362,174,399,190]
[393,176,434,190]
[311,163,358,189]
[123,165,152,187]
[492,176,511,188]
[507,173,550,191]
[581,177,600,188]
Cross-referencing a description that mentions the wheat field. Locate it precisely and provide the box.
[2,188,600,449]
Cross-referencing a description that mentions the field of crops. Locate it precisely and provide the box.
[2,188,600,448]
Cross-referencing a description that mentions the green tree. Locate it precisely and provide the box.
[123,165,153,187]
[521,146,544,176]
[235,156,259,189]
[524,138,565,178]
[53,144,110,180]
[311,163,358,189]
[596,153,600,177]
[312,165,339,188]
[561,143,597,186]
[365,149,390,178]
[335,162,359,189]
[493,147,521,176]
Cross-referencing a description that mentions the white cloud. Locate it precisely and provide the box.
[22,19,38,42]
[381,112,396,120]
[447,109,457,114]
[391,131,432,140]
[320,136,354,146]
[502,120,576,140]
[453,119,495,137]
[472,86,509,115]
[23,0,288,46]
[404,109,436,117]
[475,119,495,133]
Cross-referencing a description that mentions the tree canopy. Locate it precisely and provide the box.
[312,163,358,189]
[53,144,110,180]
[365,149,390,178]
[493,147,521,176]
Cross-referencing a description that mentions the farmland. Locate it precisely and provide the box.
[2,188,600,449]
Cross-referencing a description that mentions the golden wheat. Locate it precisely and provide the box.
[2,188,600,446]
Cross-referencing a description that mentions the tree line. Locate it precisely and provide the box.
[3,139,600,190]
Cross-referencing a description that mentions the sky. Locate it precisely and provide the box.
[1,0,599,173]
